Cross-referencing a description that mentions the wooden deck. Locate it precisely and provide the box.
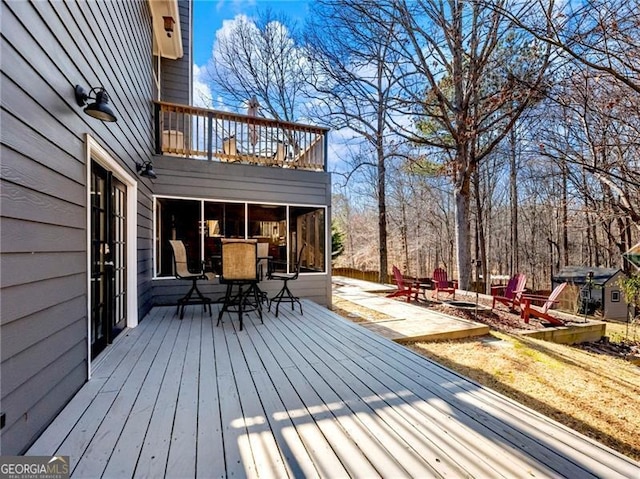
[28,301,639,478]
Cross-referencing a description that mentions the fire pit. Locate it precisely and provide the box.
[443,301,489,311]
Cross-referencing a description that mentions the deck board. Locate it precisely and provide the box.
[274,309,477,477]
[73,308,174,478]
[250,315,381,478]
[196,310,226,479]
[292,306,546,477]
[27,301,640,478]
[265,310,435,477]
[134,313,192,478]
[299,303,638,478]
[166,313,201,478]
[224,320,290,478]
[239,316,347,478]
[263,318,404,478]
[305,307,575,470]
[101,310,181,478]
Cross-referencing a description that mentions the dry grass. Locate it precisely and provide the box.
[332,296,640,461]
[606,320,640,343]
[332,297,393,322]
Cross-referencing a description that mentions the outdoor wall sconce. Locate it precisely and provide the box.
[163,16,175,37]
[74,85,117,122]
[136,160,157,179]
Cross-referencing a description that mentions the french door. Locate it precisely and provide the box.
[90,161,127,358]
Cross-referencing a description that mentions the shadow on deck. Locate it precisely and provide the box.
[28,301,639,478]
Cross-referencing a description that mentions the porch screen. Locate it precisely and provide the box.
[155,197,326,277]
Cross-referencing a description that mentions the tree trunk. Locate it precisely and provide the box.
[400,201,410,273]
[509,127,519,274]
[473,170,488,294]
[584,212,593,265]
[378,146,388,284]
[345,200,356,268]
[455,175,472,290]
[561,162,569,266]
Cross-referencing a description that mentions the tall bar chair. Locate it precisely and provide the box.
[216,239,262,331]
[169,240,214,319]
[269,243,306,317]
[256,242,271,308]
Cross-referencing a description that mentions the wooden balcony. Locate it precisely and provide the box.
[27,302,639,478]
[154,101,329,171]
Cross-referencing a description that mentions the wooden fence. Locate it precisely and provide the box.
[332,267,383,283]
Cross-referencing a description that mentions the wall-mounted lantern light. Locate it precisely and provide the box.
[136,160,157,179]
[163,16,175,37]
[74,85,117,122]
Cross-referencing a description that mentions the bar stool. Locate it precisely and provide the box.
[269,243,306,317]
[216,239,262,330]
[256,242,271,308]
[169,240,214,319]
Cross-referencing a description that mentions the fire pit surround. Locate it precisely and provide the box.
[443,301,490,311]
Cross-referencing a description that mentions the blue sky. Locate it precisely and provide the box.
[192,0,311,67]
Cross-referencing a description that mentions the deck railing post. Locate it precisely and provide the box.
[154,102,162,155]
[323,131,328,172]
[207,111,214,161]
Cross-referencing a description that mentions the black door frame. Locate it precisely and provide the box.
[90,162,127,358]
[86,135,138,375]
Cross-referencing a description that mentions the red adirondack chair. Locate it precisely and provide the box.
[520,282,568,326]
[386,265,418,303]
[431,267,455,300]
[492,273,527,311]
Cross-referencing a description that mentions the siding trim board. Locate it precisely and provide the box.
[85,135,140,378]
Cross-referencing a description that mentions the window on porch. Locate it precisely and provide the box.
[154,197,326,278]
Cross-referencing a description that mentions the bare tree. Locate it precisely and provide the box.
[204,9,308,121]
[305,1,404,283]
[495,0,640,95]
[343,0,551,289]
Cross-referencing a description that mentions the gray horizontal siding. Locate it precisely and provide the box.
[0,252,85,288]
[0,274,85,327]
[153,156,332,206]
[1,359,87,456]
[1,181,85,228]
[153,274,330,309]
[1,318,87,396]
[0,0,158,454]
[0,218,85,254]
[1,296,86,359]
[1,145,86,205]
[160,0,191,105]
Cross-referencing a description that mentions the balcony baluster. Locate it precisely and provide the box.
[155,101,328,171]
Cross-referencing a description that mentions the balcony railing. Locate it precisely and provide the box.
[154,101,328,171]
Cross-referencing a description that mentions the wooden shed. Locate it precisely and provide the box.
[552,267,628,321]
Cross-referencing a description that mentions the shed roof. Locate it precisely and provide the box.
[623,242,640,269]
[553,266,623,286]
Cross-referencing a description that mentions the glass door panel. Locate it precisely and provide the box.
[90,162,127,359]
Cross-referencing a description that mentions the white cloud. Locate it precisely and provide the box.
[215,0,256,14]
[192,63,213,108]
